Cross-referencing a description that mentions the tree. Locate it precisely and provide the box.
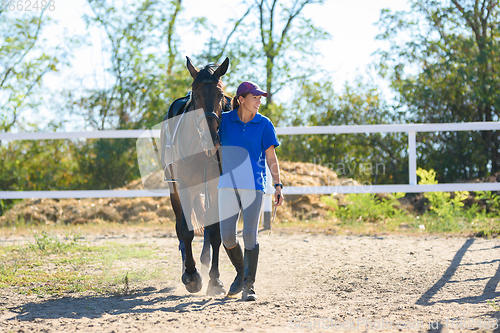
[255,0,328,107]
[280,78,409,184]
[196,0,330,124]
[56,0,196,190]
[0,10,65,132]
[0,121,83,215]
[73,0,191,131]
[0,10,78,214]
[167,0,183,75]
[375,0,500,182]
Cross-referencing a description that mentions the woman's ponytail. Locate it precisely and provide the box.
[232,92,249,110]
[232,95,240,110]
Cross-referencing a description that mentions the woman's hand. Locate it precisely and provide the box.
[274,186,284,206]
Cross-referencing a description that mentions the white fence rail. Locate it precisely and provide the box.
[1,122,500,199]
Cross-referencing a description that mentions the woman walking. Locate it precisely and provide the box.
[218,81,284,301]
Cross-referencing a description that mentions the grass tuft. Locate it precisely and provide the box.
[0,230,166,297]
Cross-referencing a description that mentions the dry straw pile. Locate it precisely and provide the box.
[0,161,358,226]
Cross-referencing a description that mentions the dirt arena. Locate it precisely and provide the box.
[1,229,500,333]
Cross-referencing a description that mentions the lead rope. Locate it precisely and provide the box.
[204,150,211,211]
[269,194,280,236]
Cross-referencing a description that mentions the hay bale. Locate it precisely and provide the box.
[0,161,360,225]
[89,206,122,222]
[136,211,159,223]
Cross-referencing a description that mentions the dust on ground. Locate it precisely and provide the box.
[1,230,500,332]
[1,162,500,332]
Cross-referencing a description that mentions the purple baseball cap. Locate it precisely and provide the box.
[236,81,268,97]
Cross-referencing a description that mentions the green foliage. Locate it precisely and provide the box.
[76,0,191,131]
[0,134,138,201]
[321,192,406,223]
[0,199,22,217]
[0,10,73,132]
[414,168,500,234]
[0,137,83,191]
[376,0,500,181]
[0,0,192,200]
[469,191,500,236]
[476,191,500,215]
[252,0,330,112]
[34,0,192,194]
[416,168,470,221]
[472,220,500,238]
[30,231,84,253]
[487,300,500,312]
[72,138,140,190]
[0,231,162,296]
[416,214,468,234]
[317,168,500,236]
[198,0,330,123]
[279,78,409,184]
[5,0,500,220]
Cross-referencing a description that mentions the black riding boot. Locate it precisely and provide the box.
[224,242,244,296]
[242,244,259,301]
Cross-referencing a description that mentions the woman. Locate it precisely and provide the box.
[218,81,284,301]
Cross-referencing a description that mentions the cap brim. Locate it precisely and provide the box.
[251,88,268,97]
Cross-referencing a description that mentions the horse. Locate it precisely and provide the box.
[160,56,230,295]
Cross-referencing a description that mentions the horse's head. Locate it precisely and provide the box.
[186,56,229,150]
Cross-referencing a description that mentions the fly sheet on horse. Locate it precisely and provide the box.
[158,57,231,295]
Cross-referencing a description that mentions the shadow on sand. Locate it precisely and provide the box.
[415,238,500,333]
[7,285,233,322]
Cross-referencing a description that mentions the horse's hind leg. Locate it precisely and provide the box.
[202,189,225,295]
[200,228,211,279]
[205,223,225,295]
[193,194,211,269]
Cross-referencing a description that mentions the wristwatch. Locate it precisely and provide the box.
[274,183,283,189]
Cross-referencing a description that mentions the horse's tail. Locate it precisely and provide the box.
[192,193,206,236]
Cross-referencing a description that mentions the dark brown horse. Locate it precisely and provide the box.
[160,57,230,295]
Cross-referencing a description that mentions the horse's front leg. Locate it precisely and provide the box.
[177,216,203,293]
[171,188,202,293]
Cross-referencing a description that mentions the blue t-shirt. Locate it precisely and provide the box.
[218,109,280,192]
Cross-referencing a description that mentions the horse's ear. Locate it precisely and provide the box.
[186,56,199,79]
[214,57,229,78]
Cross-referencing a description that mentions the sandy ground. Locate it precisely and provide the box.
[1,230,500,333]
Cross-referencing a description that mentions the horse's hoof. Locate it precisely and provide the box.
[206,278,226,296]
[182,269,203,293]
